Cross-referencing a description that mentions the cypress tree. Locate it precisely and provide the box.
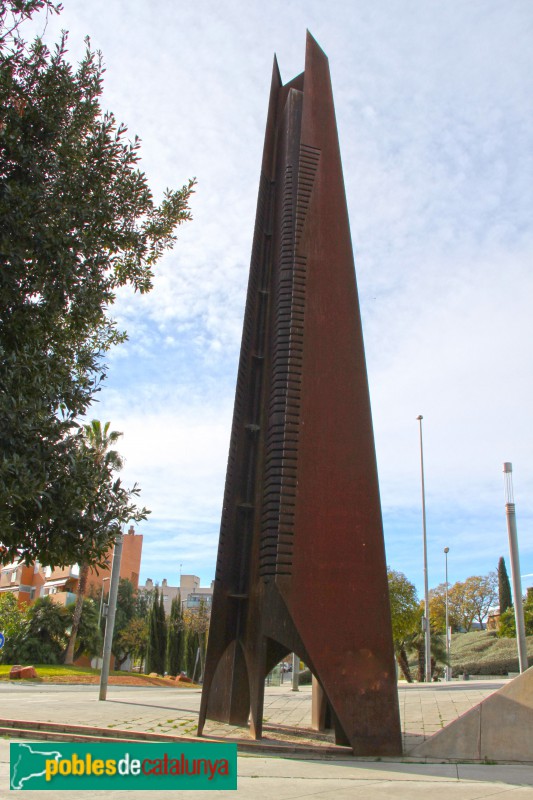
[145,587,159,674]
[498,556,512,614]
[184,627,198,678]
[157,589,167,674]
[146,586,166,675]
[166,596,182,676]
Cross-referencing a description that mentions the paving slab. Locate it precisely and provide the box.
[2,745,533,799]
[2,678,533,798]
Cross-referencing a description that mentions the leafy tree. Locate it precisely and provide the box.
[387,569,419,682]
[0,0,195,567]
[182,626,198,678]
[65,597,101,661]
[433,573,498,633]
[135,585,154,619]
[5,594,100,664]
[111,577,138,664]
[14,596,66,663]
[429,583,459,634]
[181,599,210,681]
[402,603,448,682]
[158,590,167,660]
[94,577,138,668]
[166,594,183,677]
[89,577,149,669]
[466,573,497,629]
[115,617,148,670]
[498,557,512,615]
[0,592,28,662]
[145,586,166,675]
[183,599,210,681]
[498,592,533,638]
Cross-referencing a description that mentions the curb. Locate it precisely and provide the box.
[0,718,353,758]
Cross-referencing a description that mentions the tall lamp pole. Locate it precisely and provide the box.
[444,547,451,681]
[99,533,124,701]
[417,415,432,683]
[98,577,110,627]
[503,463,528,673]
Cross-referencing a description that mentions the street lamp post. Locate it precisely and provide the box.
[444,547,451,681]
[98,577,110,627]
[502,463,528,673]
[291,652,299,691]
[99,534,124,701]
[417,415,432,683]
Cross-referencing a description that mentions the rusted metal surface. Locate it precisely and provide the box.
[198,32,402,756]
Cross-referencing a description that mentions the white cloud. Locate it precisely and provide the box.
[26,0,533,592]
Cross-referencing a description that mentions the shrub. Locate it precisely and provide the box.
[449,631,533,675]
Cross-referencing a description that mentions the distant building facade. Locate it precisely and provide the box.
[142,574,214,616]
[0,526,143,607]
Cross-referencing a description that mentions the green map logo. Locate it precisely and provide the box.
[10,742,237,791]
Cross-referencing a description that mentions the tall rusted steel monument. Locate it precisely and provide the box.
[198,32,402,756]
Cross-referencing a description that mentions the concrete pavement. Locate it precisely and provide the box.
[1,679,532,798]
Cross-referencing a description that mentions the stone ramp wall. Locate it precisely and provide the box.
[413,667,533,762]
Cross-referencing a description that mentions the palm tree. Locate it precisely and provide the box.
[64,421,123,665]
[404,625,449,682]
[83,420,124,471]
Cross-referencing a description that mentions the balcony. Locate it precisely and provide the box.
[49,591,77,607]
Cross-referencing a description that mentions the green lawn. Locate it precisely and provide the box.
[449,630,533,675]
[404,630,533,677]
[0,664,141,680]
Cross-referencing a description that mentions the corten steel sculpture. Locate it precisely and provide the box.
[198,32,402,756]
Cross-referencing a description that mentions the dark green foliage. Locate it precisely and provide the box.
[387,569,420,682]
[498,556,512,615]
[135,586,154,619]
[93,576,138,668]
[498,593,533,639]
[13,598,60,663]
[145,588,158,673]
[63,420,148,665]
[182,598,209,680]
[67,597,101,661]
[166,594,183,677]
[115,617,148,669]
[20,597,67,663]
[94,578,150,669]
[111,578,137,666]
[9,595,101,664]
[145,587,166,675]
[181,627,198,678]
[0,592,28,662]
[158,590,167,669]
[387,569,419,642]
[402,607,449,682]
[0,0,195,566]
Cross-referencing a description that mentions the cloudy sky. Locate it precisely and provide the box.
[29,0,533,598]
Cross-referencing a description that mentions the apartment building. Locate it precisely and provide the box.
[0,526,143,607]
[142,574,214,617]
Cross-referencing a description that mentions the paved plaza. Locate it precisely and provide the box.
[1,678,532,798]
